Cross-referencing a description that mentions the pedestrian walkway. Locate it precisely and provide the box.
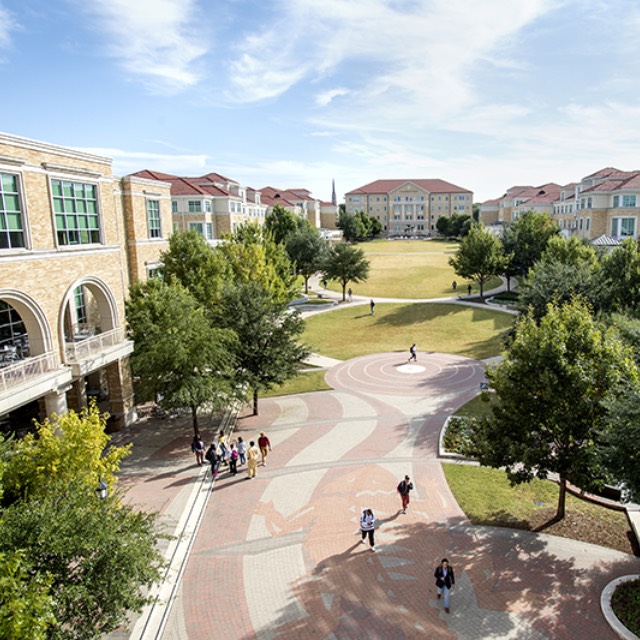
[112,352,640,640]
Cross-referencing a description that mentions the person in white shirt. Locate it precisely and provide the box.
[360,508,376,551]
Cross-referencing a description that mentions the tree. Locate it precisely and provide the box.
[449,223,507,297]
[473,300,638,520]
[218,223,296,304]
[161,230,230,308]
[126,279,239,434]
[518,236,602,320]
[321,243,370,301]
[214,282,309,415]
[599,238,640,312]
[0,406,164,639]
[265,204,300,246]
[437,213,470,238]
[286,226,329,293]
[337,210,367,242]
[501,210,559,283]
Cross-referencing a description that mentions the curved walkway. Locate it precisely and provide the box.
[157,352,639,640]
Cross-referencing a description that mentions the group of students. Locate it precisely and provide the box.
[191,430,272,481]
[360,474,455,613]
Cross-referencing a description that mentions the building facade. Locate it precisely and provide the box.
[345,179,473,236]
[480,167,640,244]
[0,133,171,432]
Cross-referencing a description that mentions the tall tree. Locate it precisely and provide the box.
[265,204,300,246]
[518,236,602,320]
[219,223,296,304]
[214,282,309,415]
[501,210,559,283]
[161,230,230,308]
[337,210,367,242]
[286,226,329,293]
[126,279,239,434]
[599,238,640,312]
[321,243,370,301]
[449,223,507,297]
[473,300,637,520]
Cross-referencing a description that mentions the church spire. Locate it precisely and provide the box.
[331,179,336,205]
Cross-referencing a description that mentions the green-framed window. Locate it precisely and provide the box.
[0,173,26,249]
[52,179,100,246]
[147,199,161,238]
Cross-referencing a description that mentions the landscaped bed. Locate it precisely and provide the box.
[443,464,636,555]
[611,578,640,636]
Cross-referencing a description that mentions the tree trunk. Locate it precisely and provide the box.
[556,475,567,520]
[480,279,484,298]
[342,283,346,301]
[506,275,512,293]
[304,276,309,294]
[253,389,259,416]
[191,406,199,436]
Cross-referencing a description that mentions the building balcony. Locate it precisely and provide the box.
[64,327,134,377]
[0,352,72,414]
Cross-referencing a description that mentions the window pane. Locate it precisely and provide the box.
[52,179,100,246]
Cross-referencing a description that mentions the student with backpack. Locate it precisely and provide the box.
[228,443,239,475]
[360,508,376,552]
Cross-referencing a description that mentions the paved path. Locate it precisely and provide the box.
[132,352,640,640]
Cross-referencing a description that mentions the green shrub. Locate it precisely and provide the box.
[612,578,640,636]
[443,416,477,457]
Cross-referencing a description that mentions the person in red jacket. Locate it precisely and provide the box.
[258,431,271,466]
[397,475,413,513]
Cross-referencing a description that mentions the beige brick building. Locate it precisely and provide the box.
[345,179,473,236]
[480,168,640,244]
[0,133,170,431]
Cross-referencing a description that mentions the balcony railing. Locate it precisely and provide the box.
[0,352,60,393]
[65,328,126,363]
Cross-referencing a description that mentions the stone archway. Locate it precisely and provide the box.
[0,288,53,357]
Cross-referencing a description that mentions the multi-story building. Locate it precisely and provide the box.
[130,170,267,241]
[257,186,338,230]
[345,179,473,236]
[481,168,640,243]
[0,133,171,432]
[478,183,561,225]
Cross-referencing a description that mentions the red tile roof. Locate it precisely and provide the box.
[346,179,471,195]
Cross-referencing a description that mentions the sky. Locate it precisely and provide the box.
[2,0,640,203]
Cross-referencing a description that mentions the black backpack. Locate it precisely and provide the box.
[205,445,216,463]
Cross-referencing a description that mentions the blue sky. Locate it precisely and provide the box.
[2,0,640,203]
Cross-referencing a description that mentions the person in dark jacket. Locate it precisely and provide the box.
[397,475,414,513]
[434,558,455,613]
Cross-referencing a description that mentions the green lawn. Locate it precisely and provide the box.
[303,302,512,360]
[453,394,495,420]
[262,370,333,397]
[442,464,632,550]
[323,239,501,299]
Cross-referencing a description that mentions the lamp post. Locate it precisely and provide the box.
[95,479,108,500]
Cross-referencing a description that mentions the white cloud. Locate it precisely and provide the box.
[80,147,210,177]
[315,88,350,107]
[78,0,208,93]
[0,5,17,51]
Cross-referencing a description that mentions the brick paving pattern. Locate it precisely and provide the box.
[116,353,640,640]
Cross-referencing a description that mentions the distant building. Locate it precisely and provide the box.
[345,179,473,236]
[0,132,171,431]
[259,186,338,230]
[480,167,640,243]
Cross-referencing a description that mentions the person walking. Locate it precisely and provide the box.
[237,436,246,465]
[191,432,205,466]
[246,440,260,479]
[228,443,239,475]
[452,280,457,291]
[408,343,417,363]
[359,508,376,552]
[205,443,221,481]
[258,431,271,466]
[348,287,353,302]
[467,283,472,296]
[434,558,455,613]
[397,475,414,513]
[218,430,228,466]
[370,299,375,316]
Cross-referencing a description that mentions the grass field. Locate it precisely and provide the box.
[323,239,501,299]
[302,302,512,360]
[262,370,333,397]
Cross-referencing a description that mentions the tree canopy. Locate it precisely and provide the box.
[265,203,302,246]
[0,406,164,639]
[286,225,329,293]
[214,281,309,415]
[321,243,370,301]
[473,299,638,520]
[126,279,238,434]
[449,223,507,297]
